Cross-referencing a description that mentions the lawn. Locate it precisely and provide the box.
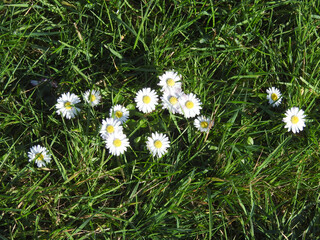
[1,0,320,239]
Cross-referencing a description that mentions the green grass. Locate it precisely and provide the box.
[1,0,320,239]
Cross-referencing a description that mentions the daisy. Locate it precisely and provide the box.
[28,145,51,168]
[158,70,182,92]
[135,88,159,113]
[161,89,184,114]
[194,115,213,132]
[100,118,123,140]
[266,87,282,107]
[146,132,170,158]
[179,93,202,118]
[105,132,130,156]
[283,107,306,134]
[83,89,101,107]
[109,105,129,124]
[56,92,81,119]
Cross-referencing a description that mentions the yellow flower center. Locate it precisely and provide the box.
[106,125,114,133]
[113,139,122,147]
[143,96,151,104]
[169,96,178,105]
[185,101,194,109]
[271,93,278,101]
[64,101,72,110]
[200,121,208,128]
[291,115,299,124]
[90,94,96,102]
[115,110,123,118]
[36,153,44,162]
[166,78,175,87]
[154,140,162,149]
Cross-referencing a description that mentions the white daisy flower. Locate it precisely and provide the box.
[109,105,129,124]
[266,87,282,107]
[28,145,51,168]
[134,88,159,113]
[146,132,170,158]
[158,70,182,92]
[100,118,123,140]
[105,132,130,156]
[194,116,213,132]
[283,107,306,134]
[56,92,81,119]
[179,93,202,118]
[83,89,101,107]
[161,89,184,114]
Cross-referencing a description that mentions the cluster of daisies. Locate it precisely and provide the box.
[134,70,212,130]
[28,74,307,169]
[266,87,306,133]
[28,70,213,168]
[97,70,213,158]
